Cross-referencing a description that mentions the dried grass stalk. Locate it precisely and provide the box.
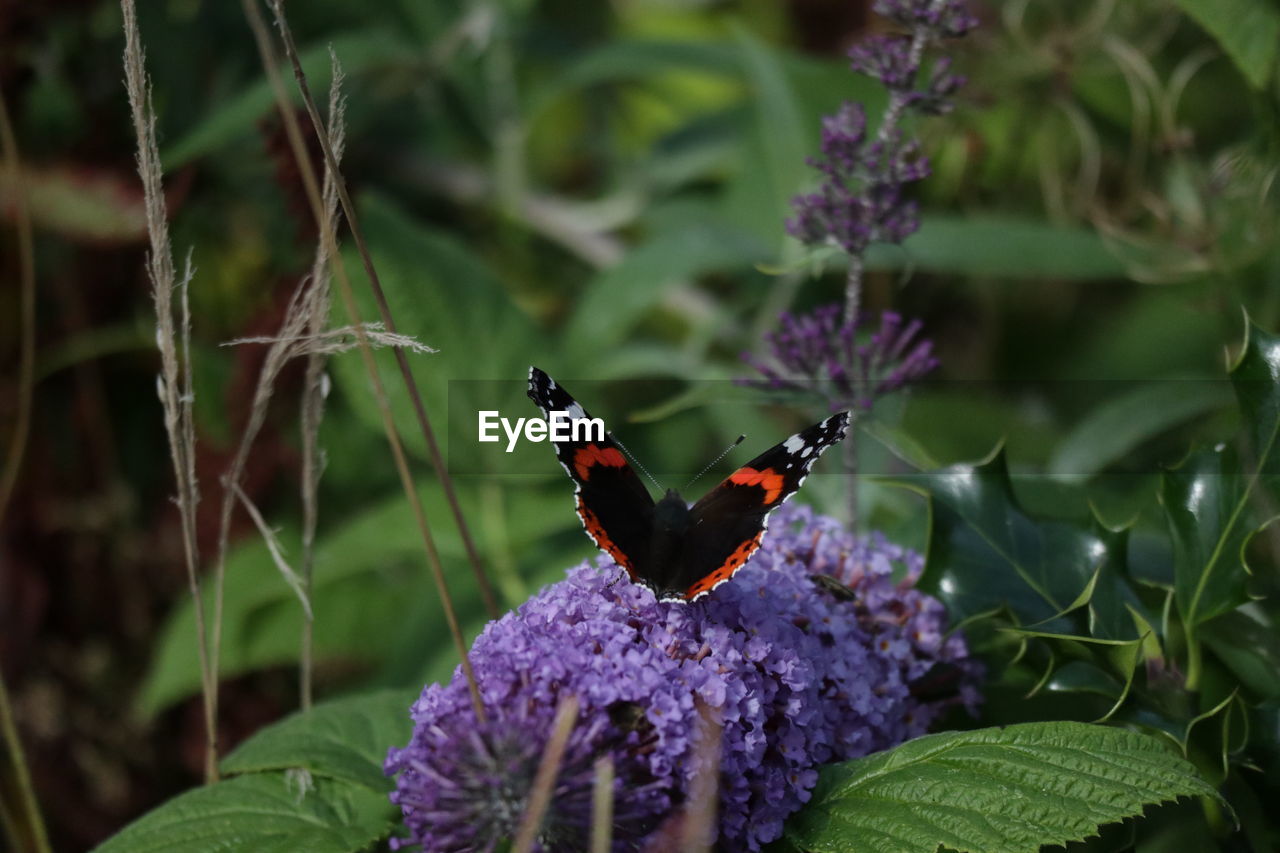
[120,0,218,782]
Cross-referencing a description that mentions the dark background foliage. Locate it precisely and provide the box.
[1,0,1278,849]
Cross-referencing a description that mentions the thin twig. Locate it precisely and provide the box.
[679,699,723,853]
[511,695,580,853]
[0,88,47,849]
[120,0,218,782]
[210,63,348,716]
[0,678,50,853]
[0,90,36,525]
[267,0,499,620]
[589,756,614,853]
[232,484,312,620]
[239,0,486,720]
[299,58,344,712]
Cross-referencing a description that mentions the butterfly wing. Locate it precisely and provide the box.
[527,367,656,581]
[674,412,850,601]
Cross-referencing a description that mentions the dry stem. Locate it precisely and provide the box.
[239,0,486,720]
[511,694,580,853]
[267,0,499,621]
[120,0,218,782]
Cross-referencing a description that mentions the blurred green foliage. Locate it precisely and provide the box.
[6,0,1280,848]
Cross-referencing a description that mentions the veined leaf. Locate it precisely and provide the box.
[1161,445,1254,632]
[893,448,1116,628]
[221,689,417,793]
[92,772,393,853]
[785,722,1220,853]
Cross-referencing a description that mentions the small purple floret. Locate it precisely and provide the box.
[386,502,978,852]
[741,304,939,412]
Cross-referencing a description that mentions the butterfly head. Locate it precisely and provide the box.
[654,489,692,534]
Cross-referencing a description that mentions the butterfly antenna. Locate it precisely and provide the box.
[610,432,663,492]
[684,435,745,490]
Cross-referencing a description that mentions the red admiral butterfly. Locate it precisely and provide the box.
[528,367,849,603]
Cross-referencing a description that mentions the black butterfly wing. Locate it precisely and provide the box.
[527,367,656,582]
[674,413,850,601]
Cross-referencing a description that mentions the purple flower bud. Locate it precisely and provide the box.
[740,305,938,412]
[788,0,973,254]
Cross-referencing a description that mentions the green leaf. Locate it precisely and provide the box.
[329,192,543,462]
[734,27,807,252]
[161,31,415,168]
[1161,445,1254,632]
[563,220,766,357]
[1230,319,1280,479]
[138,481,572,716]
[92,772,393,853]
[1048,380,1233,480]
[896,448,1116,628]
[1172,0,1280,89]
[1200,610,1280,699]
[866,215,1127,280]
[785,722,1221,853]
[221,689,417,793]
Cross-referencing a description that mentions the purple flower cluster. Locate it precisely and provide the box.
[386,502,978,852]
[788,0,976,254]
[742,304,939,412]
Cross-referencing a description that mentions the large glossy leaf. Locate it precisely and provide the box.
[785,722,1220,853]
[221,689,417,792]
[92,772,393,853]
[1161,445,1254,632]
[896,448,1117,628]
[1230,320,1280,480]
[1172,0,1280,89]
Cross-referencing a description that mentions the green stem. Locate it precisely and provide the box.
[0,676,51,853]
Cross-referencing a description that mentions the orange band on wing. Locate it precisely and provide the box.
[727,467,786,504]
[573,445,627,481]
[683,531,764,601]
[576,495,637,579]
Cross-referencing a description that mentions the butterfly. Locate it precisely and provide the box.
[527,367,849,602]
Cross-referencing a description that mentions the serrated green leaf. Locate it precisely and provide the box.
[1172,0,1280,90]
[92,772,393,853]
[220,689,417,792]
[895,448,1116,628]
[785,722,1221,853]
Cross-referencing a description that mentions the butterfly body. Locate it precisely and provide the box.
[527,367,848,602]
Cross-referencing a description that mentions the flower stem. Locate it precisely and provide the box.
[843,412,860,530]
